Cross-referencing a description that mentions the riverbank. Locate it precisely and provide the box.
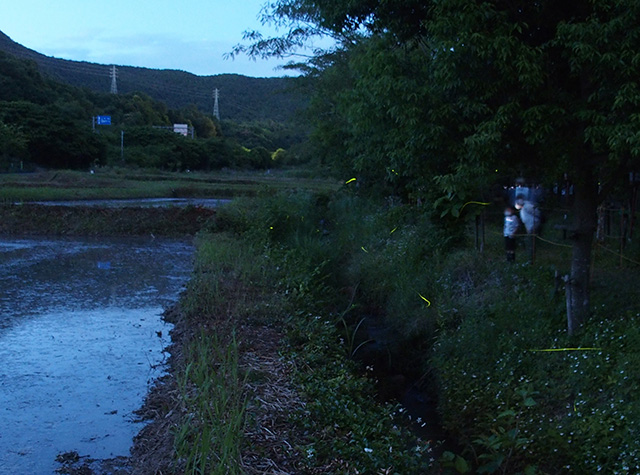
[123,229,435,474]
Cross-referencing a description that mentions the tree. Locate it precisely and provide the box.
[423,0,640,333]
[0,119,28,170]
[240,0,640,333]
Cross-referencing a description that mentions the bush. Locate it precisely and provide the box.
[430,253,640,473]
[285,310,435,474]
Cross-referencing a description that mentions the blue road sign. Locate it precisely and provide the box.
[96,115,111,125]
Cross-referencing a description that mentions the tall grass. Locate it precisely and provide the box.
[180,232,269,320]
[202,193,441,472]
[170,232,261,474]
[174,331,247,475]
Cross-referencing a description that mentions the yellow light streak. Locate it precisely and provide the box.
[528,347,601,352]
[459,201,491,213]
[418,293,431,307]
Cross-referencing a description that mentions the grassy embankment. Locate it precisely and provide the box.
[137,196,437,474]
[170,189,640,474]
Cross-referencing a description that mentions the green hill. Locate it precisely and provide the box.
[0,30,306,123]
[0,42,309,172]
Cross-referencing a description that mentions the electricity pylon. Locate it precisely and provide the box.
[110,65,118,94]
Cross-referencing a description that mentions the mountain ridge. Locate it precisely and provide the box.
[0,30,305,122]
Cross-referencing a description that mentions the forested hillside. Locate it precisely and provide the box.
[0,30,305,123]
[0,48,308,172]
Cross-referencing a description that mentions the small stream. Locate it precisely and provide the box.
[0,236,194,474]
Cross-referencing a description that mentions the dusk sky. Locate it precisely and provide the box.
[0,0,305,77]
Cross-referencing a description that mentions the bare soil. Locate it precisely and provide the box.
[0,204,214,237]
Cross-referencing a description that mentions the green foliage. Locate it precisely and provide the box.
[285,310,434,474]
[212,194,444,471]
[181,232,270,320]
[216,188,640,473]
[0,47,306,171]
[0,119,28,170]
[180,207,438,472]
[440,450,471,474]
[242,0,640,338]
[430,251,640,473]
[214,189,461,347]
[220,118,307,151]
[0,99,107,169]
[174,331,247,475]
[0,50,53,104]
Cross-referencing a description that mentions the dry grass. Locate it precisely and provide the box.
[239,324,306,474]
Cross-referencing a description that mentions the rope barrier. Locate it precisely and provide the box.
[491,228,639,265]
[596,243,640,266]
[534,234,573,249]
[490,228,573,248]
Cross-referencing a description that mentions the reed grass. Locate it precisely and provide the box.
[174,331,247,475]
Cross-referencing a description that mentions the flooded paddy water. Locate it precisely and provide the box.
[0,236,194,474]
[27,198,231,208]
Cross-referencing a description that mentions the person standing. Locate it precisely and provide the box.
[515,194,542,235]
[504,206,520,261]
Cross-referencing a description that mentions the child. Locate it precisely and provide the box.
[504,206,519,261]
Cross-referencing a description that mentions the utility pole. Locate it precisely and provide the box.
[213,88,220,120]
[110,65,118,94]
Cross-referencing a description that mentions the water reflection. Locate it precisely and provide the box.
[0,236,194,474]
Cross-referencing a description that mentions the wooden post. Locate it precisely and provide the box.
[564,274,574,335]
[481,211,485,253]
[530,233,536,264]
[620,207,625,268]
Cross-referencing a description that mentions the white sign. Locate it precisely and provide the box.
[173,124,189,136]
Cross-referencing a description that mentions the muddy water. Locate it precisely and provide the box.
[0,236,194,474]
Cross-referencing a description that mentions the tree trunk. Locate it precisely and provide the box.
[567,169,598,335]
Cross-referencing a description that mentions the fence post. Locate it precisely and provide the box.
[620,207,625,268]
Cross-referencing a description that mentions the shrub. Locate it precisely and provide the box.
[430,254,640,473]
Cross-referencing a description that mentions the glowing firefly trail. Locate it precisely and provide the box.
[418,293,431,307]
